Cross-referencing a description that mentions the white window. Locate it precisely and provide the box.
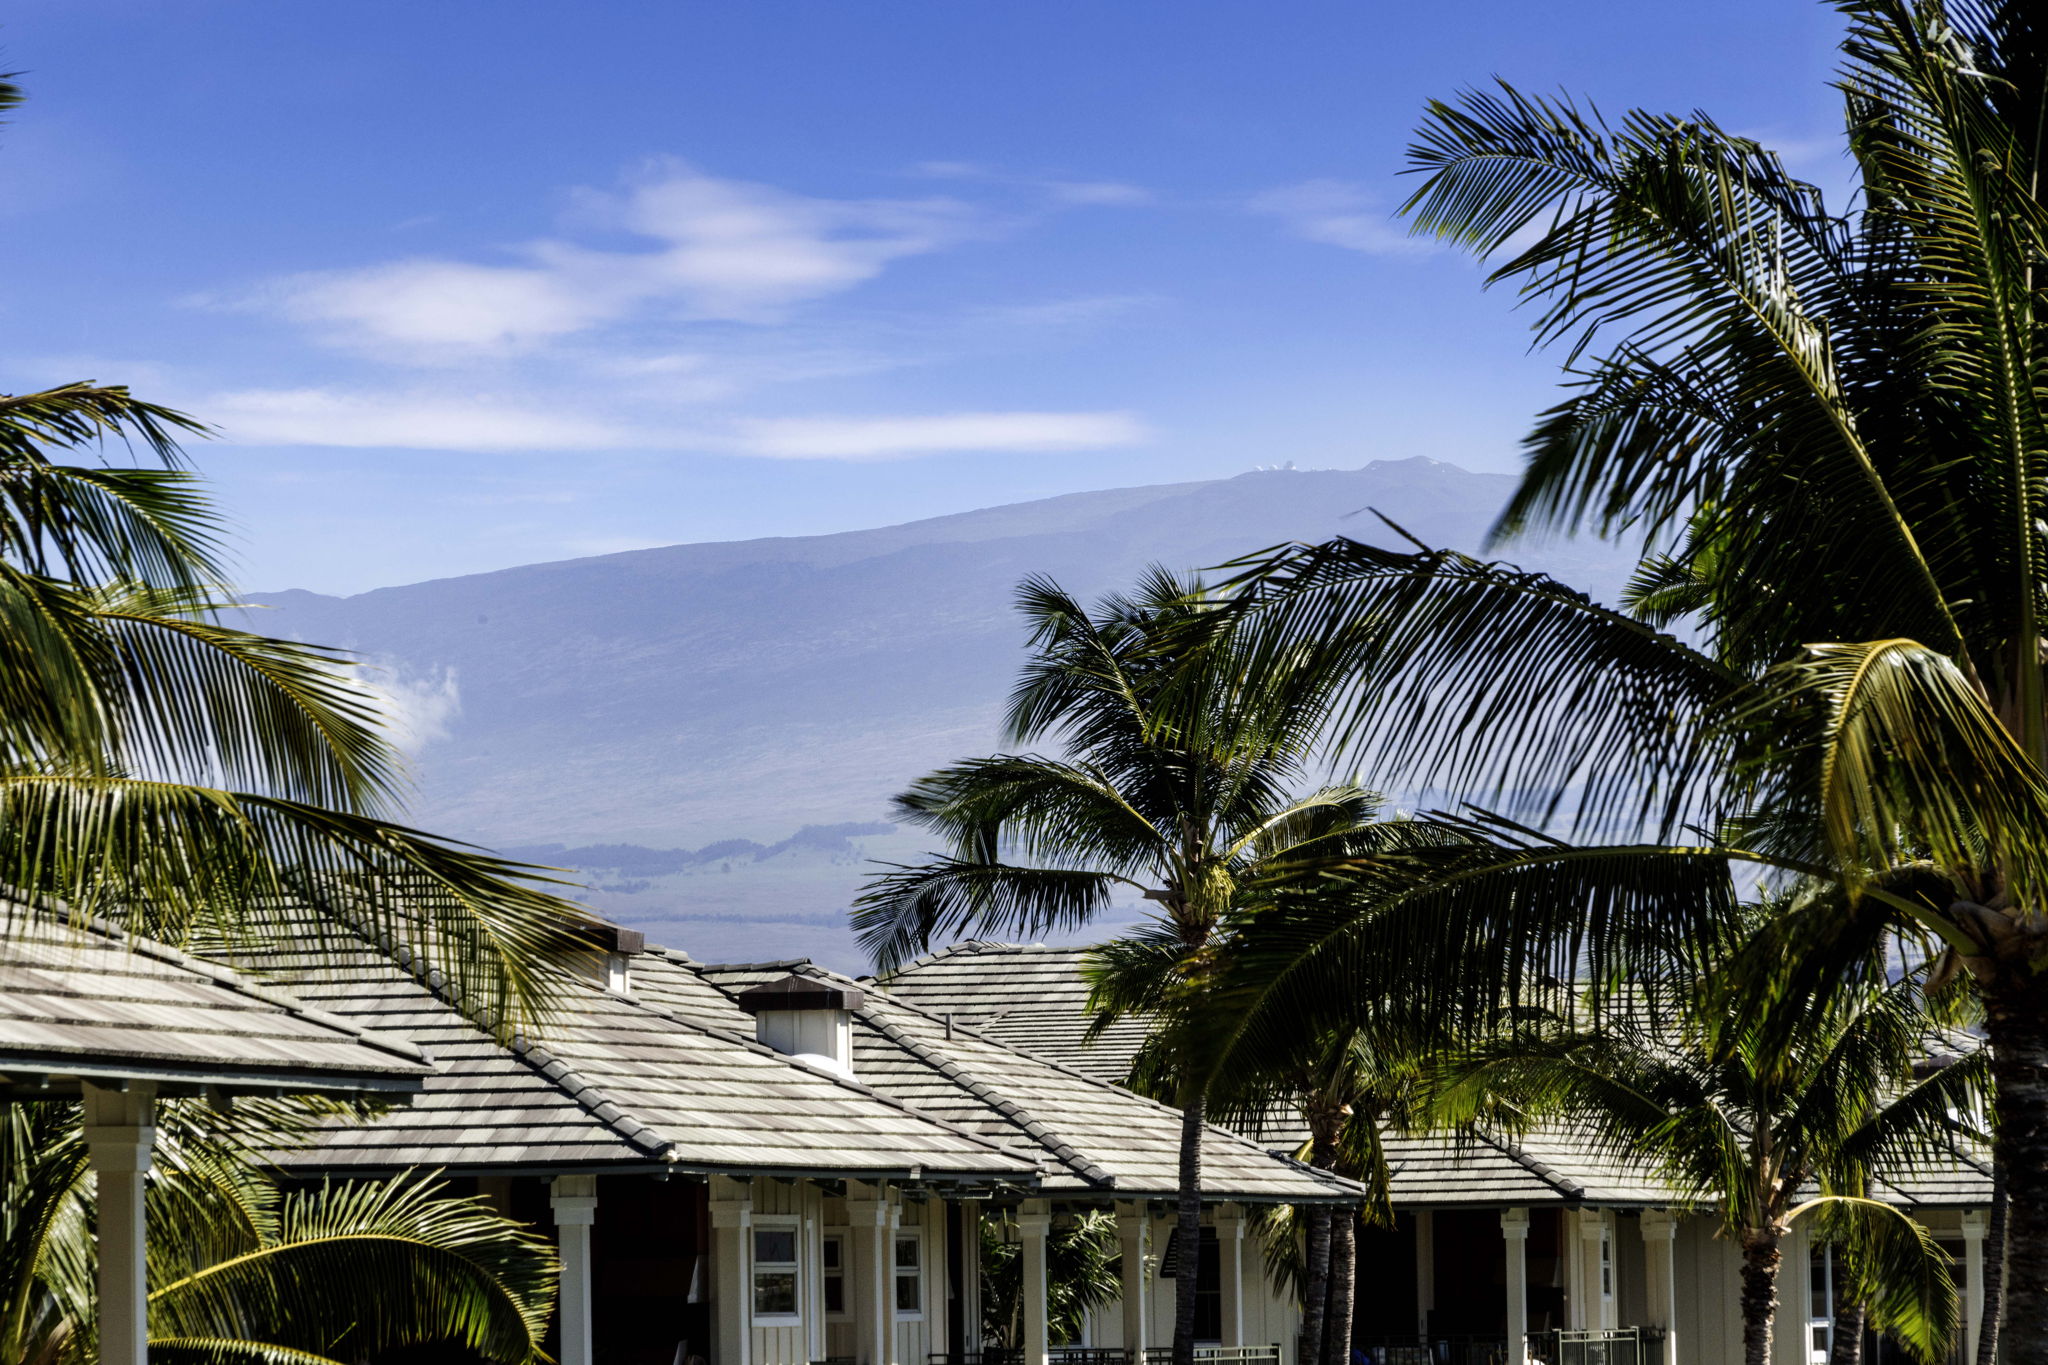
[822,1234,848,1318]
[894,1231,925,1319]
[753,1220,803,1321]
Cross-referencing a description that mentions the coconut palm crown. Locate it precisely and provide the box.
[1186,0,2048,1352]
[856,569,1401,1365]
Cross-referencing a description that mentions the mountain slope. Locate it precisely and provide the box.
[252,459,1633,966]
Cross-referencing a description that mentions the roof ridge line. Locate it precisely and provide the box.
[851,1001,1114,1190]
[1475,1129,1588,1203]
[615,960,1044,1174]
[809,963,1349,1176]
[288,917,678,1162]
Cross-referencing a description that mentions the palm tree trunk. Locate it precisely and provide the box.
[1983,974,2048,1365]
[1174,1091,1205,1365]
[1738,1227,1781,1365]
[1978,1159,2007,1365]
[1325,1211,1355,1365]
[1828,1299,1865,1365]
[1301,1205,1332,1365]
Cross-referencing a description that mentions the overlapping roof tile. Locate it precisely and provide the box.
[0,913,427,1098]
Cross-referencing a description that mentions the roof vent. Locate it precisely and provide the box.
[584,925,643,994]
[736,974,863,1078]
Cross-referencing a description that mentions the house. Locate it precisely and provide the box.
[237,920,1363,1365]
[880,942,2000,1365]
[0,910,431,1365]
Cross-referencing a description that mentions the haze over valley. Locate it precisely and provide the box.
[254,458,1634,970]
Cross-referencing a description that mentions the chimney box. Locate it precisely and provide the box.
[736,974,862,1077]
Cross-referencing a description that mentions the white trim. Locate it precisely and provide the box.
[893,1226,928,1321]
[751,1215,807,1326]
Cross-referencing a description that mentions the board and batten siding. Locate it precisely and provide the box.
[747,1180,825,1365]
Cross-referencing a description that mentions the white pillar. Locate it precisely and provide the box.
[1563,1211,1590,1330]
[1501,1209,1530,1362]
[1962,1209,1987,1362]
[551,1175,599,1365]
[1118,1201,1151,1358]
[711,1178,754,1365]
[962,1201,986,1353]
[1414,1209,1435,1337]
[1019,1200,1052,1365]
[1640,1209,1678,1365]
[83,1083,156,1365]
[1216,1206,1246,1348]
[849,1182,894,1365]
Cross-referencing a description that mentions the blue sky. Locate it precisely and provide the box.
[4,0,1846,593]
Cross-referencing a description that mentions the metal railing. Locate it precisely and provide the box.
[1355,1335,1511,1365]
[1524,1328,1662,1365]
[1140,1347,1281,1365]
[931,1351,1133,1365]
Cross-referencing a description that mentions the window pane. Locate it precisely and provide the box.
[755,1271,799,1315]
[896,1271,922,1313]
[822,1238,842,1270]
[755,1229,797,1264]
[825,1275,845,1315]
[895,1236,920,1268]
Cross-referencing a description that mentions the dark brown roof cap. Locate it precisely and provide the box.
[736,974,865,1014]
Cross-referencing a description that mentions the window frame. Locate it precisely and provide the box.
[893,1228,926,1321]
[751,1216,805,1325]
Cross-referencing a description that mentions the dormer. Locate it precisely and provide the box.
[735,974,863,1078]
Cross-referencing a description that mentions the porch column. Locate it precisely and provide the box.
[1019,1200,1053,1365]
[1640,1209,1678,1365]
[1590,1213,1613,1331]
[962,1201,986,1353]
[711,1177,754,1365]
[1963,1209,1987,1361]
[83,1083,157,1365]
[1500,1209,1530,1364]
[551,1175,600,1365]
[1117,1201,1151,1359]
[1562,1211,1588,1329]
[1414,1209,1435,1336]
[849,1182,894,1365]
[1217,1205,1246,1348]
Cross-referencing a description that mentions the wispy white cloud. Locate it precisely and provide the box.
[202,383,1147,462]
[1247,179,1434,256]
[245,159,984,358]
[1045,180,1153,206]
[908,161,1152,207]
[730,410,1147,460]
[204,387,637,451]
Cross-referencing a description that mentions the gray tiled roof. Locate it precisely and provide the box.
[877,941,1998,1212]
[877,941,1151,1084]
[236,930,1039,1181]
[0,914,427,1098]
[671,958,1364,1204]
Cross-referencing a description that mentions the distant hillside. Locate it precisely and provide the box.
[251,458,1635,969]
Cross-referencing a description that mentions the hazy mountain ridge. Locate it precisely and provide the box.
[251,459,1637,968]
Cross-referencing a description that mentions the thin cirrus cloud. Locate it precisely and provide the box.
[730,411,1148,460]
[202,385,1147,461]
[203,388,638,451]
[1247,179,1435,256]
[251,159,985,357]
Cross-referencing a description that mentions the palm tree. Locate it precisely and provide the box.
[854,570,1393,1365]
[0,1100,557,1363]
[0,77,604,1027]
[1435,922,1980,1365]
[1091,927,1429,1365]
[1186,0,2048,1353]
